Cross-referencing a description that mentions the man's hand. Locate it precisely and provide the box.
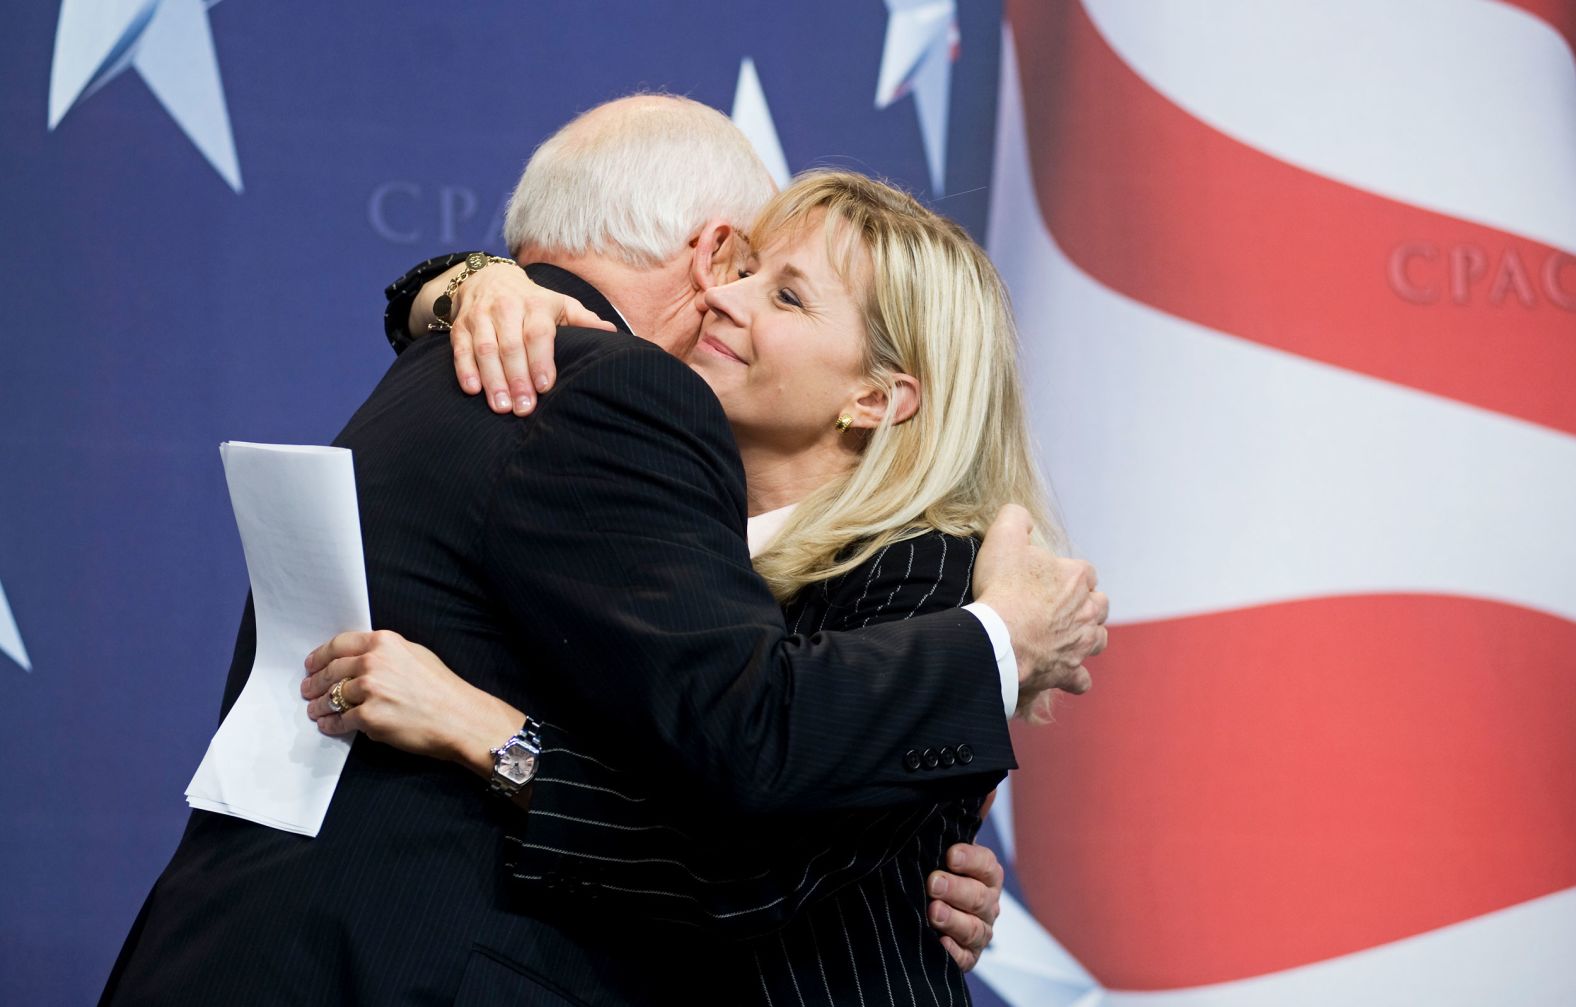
[928,838,1004,971]
[973,505,1109,709]
[411,261,615,417]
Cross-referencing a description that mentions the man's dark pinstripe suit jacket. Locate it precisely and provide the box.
[99,268,1013,1006]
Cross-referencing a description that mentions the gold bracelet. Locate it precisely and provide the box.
[430,253,518,331]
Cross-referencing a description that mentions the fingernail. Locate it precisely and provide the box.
[463,376,480,393]
[493,392,512,411]
[931,903,950,924]
[514,396,533,415]
[535,370,551,392]
[929,874,948,897]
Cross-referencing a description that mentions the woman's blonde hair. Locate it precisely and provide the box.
[751,170,1061,603]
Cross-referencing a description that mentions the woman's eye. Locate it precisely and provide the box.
[776,288,803,308]
[736,269,753,280]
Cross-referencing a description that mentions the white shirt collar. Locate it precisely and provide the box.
[603,299,635,336]
[747,504,798,558]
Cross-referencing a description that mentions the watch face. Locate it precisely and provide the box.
[497,742,536,785]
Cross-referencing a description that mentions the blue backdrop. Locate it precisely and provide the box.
[0,2,1014,1002]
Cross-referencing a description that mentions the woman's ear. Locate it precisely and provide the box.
[847,373,921,430]
[689,219,737,294]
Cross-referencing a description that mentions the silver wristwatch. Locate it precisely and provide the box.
[489,717,542,797]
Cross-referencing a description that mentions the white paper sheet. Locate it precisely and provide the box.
[184,441,370,837]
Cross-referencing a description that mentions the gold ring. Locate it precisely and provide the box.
[329,679,350,714]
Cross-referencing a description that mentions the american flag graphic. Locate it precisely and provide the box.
[975,1,1576,1004]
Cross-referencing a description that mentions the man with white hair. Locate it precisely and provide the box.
[100,95,1101,1006]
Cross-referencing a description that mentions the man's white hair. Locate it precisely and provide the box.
[503,94,777,267]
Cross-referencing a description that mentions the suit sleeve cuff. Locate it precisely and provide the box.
[962,601,1017,718]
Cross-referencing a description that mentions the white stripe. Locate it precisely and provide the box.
[836,897,868,1007]
[591,881,786,918]
[988,26,1576,625]
[878,865,919,1006]
[932,823,955,1007]
[541,745,626,774]
[955,538,976,607]
[791,596,810,634]
[785,809,918,914]
[865,542,916,627]
[1098,887,1576,1005]
[906,535,948,619]
[1083,0,1576,254]
[782,933,809,1007]
[808,914,835,1006]
[854,544,895,615]
[579,808,922,922]
[514,842,768,884]
[527,809,688,835]
[972,888,1100,1006]
[532,777,645,802]
[756,950,778,1007]
[859,882,899,1007]
[534,873,784,918]
[892,839,942,1006]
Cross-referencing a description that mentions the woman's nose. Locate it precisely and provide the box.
[704,278,745,323]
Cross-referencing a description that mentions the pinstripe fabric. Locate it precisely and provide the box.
[510,532,997,1005]
[99,287,1012,1006]
[747,532,989,1006]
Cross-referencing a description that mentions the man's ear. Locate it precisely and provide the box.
[847,373,921,430]
[689,219,737,295]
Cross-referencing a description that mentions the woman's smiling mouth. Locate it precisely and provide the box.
[700,335,747,364]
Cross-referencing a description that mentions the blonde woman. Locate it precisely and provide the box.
[306,171,1096,1004]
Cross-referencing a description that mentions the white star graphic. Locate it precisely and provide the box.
[0,575,30,672]
[874,0,958,195]
[730,57,790,188]
[48,0,243,192]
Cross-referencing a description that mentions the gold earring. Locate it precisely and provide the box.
[834,414,854,432]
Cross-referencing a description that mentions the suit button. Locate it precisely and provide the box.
[903,749,922,772]
[922,747,940,769]
[956,744,974,765]
[939,746,957,768]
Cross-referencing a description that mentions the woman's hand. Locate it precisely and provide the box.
[302,630,524,777]
[441,263,615,417]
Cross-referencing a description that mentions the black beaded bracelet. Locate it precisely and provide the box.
[382,251,478,355]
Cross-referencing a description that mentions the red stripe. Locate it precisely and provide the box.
[1005,0,1576,436]
[1498,0,1576,56]
[1009,595,1576,989]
